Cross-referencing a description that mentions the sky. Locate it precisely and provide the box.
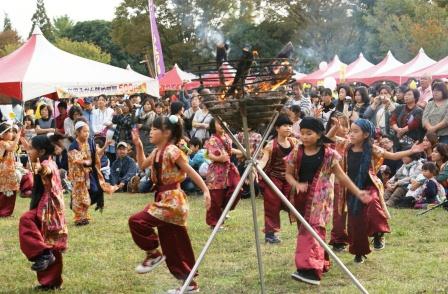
[0,0,124,39]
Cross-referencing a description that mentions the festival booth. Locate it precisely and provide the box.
[409,55,448,80]
[0,27,159,104]
[297,55,347,85]
[368,48,436,85]
[347,51,403,85]
[159,64,199,91]
[329,53,375,84]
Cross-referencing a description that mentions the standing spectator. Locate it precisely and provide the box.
[55,102,68,134]
[79,97,94,135]
[154,102,164,116]
[192,100,212,142]
[422,82,448,144]
[178,84,191,110]
[112,100,134,146]
[35,104,55,135]
[390,88,424,150]
[64,106,83,139]
[135,98,156,155]
[184,94,200,137]
[92,95,114,137]
[364,85,396,137]
[318,88,335,127]
[417,74,433,108]
[23,115,37,142]
[394,85,407,104]
[335,84,353,116]
[286,81,312,116]
[110,142,138,192]
[289,105,302,138]
[348,86,369,122]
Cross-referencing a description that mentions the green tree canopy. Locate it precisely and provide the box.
[0,30,21,58]
[54,38,111,64]
[53,15,74,39]
[3,13,12,31]
[30,0,54,41]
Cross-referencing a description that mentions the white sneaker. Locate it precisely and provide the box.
[166,285,199,294]
[135,255,166,274]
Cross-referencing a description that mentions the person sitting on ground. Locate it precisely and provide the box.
[95,136,111,184]
[414,162,444,209]
[189,137,206,171]
[110,142,138,192]
[384,153,423,207]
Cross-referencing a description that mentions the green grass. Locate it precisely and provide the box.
[1,193,448,293]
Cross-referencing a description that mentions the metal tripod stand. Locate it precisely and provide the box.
[180,111,369,294]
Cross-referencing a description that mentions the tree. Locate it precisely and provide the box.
[3,13,12,31]
[0,30,21,58]
[54,38,111,64]
[53,15,74,39]
[63,20,146,73]
[30,0,54,41]
[363,0,448,62]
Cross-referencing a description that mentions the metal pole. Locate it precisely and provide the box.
[179,162,254,294]
[242,114,266,294]
[255,166,369,294]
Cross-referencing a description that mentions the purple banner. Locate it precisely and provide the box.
[148,0,165,78]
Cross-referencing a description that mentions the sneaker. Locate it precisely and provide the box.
[31,251,56,272]
[373,233,385,251]
[135,255,166,274]
[332,243,346,252]
[291,269,320,286]
[167,283,199,294]
[265,232,281,244]
[354,255,367,264]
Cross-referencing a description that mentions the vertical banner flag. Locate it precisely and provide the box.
[148,0,165,78]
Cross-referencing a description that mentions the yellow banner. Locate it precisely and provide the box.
[56,82,148,98]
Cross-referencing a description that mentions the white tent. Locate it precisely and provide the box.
[0,27,159,101]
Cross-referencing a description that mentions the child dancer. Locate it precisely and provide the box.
[19,135,68,290]
[205,118,242,229]
[258,114,298,244]
[344,119,425,263]
[0,122,20,217]
[68,120,116,226]
[129,115,210,294]
[285,117,370,286]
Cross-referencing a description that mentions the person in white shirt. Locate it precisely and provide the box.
[91,95,114,136]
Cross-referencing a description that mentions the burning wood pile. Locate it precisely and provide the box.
[194,42,295,128]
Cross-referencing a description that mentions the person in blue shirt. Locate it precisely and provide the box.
[110,142,139,192]
[188,137,207,171]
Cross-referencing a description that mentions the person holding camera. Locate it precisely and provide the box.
[364,85,396,137]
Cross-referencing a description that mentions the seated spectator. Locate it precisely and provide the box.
[189,137,207,171]
[422,133,438,160]
[95,137,111,183]
[384,153,422,207]
[431,143,448,189]
[414,162,444,209]
[138,169,153,194]
[64,106,83,139]
[110,142,138,192]
[378,136,403,175]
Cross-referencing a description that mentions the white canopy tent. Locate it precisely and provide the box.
[0,27,159,102]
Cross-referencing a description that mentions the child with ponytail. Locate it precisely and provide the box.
[18,135,68,290]
[129,115,210,294]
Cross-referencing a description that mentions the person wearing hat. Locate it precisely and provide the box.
[110,142,138,192]
[284,117,371,286]
[0,121,21,217]
[81,97,95,135]
[258,114,299,244]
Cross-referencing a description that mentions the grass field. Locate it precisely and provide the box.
[1,193,448,294]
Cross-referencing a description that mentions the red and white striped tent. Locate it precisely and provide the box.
[0,27,159,102]
[159,64,199,91]
[409,55,448,80]
[330,53,375,83]
[369,48,436,84]
[347,51,403,85]
[298,55,347,85]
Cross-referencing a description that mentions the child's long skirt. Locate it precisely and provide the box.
[329,182,349,246]
[347,187,390,256]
